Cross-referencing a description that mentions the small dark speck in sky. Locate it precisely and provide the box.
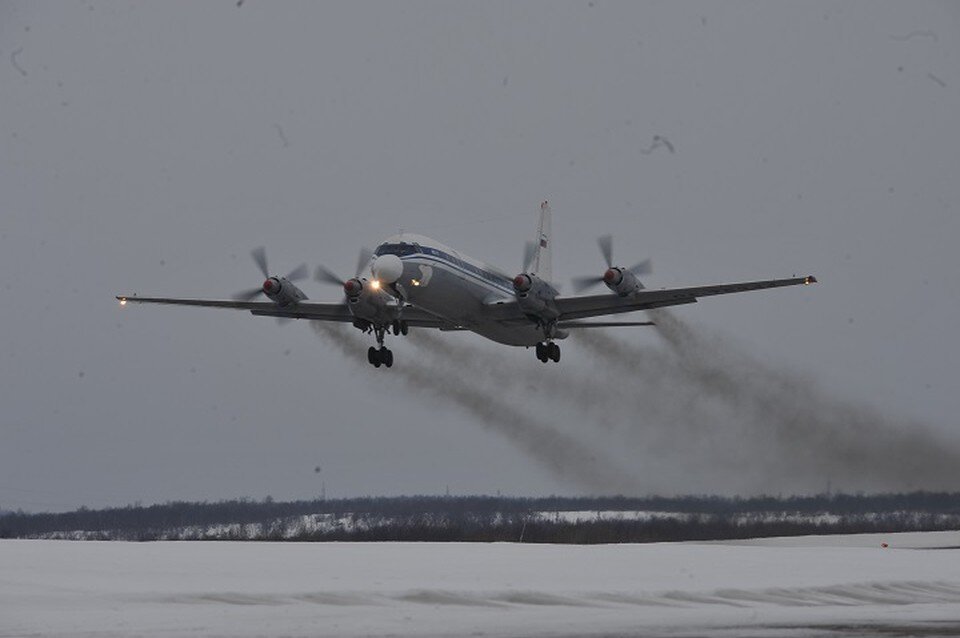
[11,48,27,77]
[890,30,938,43]
[640,135,675,155]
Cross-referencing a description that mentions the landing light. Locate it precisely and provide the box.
[370,279,381,290]
[119,298,127,306]
[411,279,420,287]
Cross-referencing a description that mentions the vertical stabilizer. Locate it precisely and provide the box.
[532,201,553,282]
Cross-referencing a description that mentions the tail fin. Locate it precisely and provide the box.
[532,200,553,282]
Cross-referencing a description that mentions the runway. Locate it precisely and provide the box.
[2,531,959,637]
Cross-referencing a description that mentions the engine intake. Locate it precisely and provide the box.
[343,278,363,298]
[513,274,533,294]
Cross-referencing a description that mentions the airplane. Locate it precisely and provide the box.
[117,202,816,368]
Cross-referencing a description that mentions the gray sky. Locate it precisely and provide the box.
[2,1,959,511]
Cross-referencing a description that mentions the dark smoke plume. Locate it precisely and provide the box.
[312,309,960,496]
[310,322,643,493]
[575,308,960,494]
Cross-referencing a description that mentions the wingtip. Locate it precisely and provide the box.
[805,275,818,285]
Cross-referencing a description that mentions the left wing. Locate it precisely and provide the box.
[116,296,456,328]
[484,275,816,322]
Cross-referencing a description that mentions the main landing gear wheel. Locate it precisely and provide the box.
[367,345,394,368]
[391,320,409,336]
[535,342,561,363]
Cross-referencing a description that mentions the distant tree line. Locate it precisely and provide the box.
[2,492,959,543]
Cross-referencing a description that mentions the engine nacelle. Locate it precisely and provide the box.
[603,267,642,296]
[513,272,559,320]
[344,277,395,324]
[343,278,364,300]
[262,277,306,306]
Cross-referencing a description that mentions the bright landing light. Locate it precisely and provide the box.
[370,280,381,290]
[119,298,127,306]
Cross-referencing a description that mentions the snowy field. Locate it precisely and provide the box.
[2,532,960,638]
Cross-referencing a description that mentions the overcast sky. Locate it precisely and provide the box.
[2,1,958,512]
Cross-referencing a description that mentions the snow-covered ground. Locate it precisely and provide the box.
[2,532,959,637]
[33,510,934,541]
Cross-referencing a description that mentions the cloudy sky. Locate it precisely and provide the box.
[2,1,958,511]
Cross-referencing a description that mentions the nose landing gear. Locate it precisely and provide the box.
[535,341,561,363]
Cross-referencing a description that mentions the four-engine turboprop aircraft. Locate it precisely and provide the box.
[117,202,816,368]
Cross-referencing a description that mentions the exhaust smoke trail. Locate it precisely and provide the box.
[405,329,746,494]
[310,322,643,494]
[575,307,960,493]
[311,306,960,496]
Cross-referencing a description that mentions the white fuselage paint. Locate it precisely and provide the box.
[374,234,548,347]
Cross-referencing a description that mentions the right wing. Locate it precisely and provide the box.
[553,276,817,321]
[482,275,816,323]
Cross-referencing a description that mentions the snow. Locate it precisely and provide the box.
[2,532,959,637]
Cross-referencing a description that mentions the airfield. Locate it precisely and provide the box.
[3,531,960,637]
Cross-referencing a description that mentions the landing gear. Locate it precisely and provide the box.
[366,323,396,368]
[367,345,393,368]
[535,341,561,363]
[391,319,408,336]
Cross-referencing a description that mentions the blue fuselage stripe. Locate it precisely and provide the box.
[402,253,514,297]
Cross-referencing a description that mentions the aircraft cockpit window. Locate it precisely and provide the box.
[374,243,420,257]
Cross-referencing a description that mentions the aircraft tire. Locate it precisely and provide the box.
[549,342,561,363]
[368,346,378,366]
[536,343,550,363]
[383,348,394,368]
[400,321,409,336]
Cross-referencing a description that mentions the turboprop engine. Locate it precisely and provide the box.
[601,266,642,296]
[570,234,652,297]
[315,246,403,323]
[232,247,309,307]
[260,276,307,306]
[513,272,559,321]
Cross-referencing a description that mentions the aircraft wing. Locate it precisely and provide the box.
[554,275,817,321]
[484,275,816,322]
[115,296,456,328]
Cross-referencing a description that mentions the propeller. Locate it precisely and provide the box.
[571,235,653,293]
[314,247,374,289]
[522,240,537,273]
[233,246,308,300]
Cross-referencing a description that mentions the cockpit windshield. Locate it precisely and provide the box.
[374,242,420,257]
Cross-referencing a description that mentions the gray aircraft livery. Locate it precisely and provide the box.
[118,202,816,368]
